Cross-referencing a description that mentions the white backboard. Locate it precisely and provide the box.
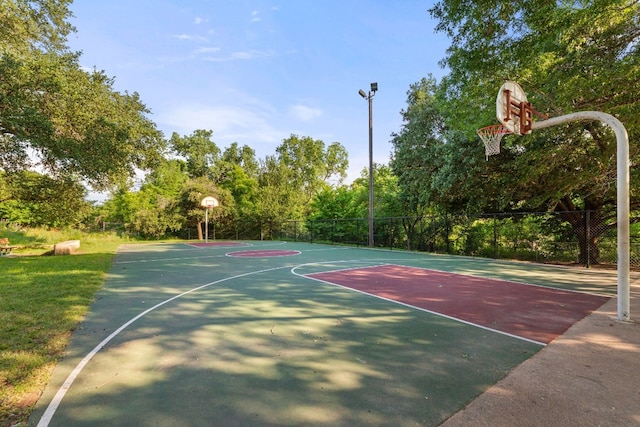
[496,80,529,135]
[200,196,219,208]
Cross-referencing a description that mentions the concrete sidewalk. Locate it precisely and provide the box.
[441,279,640,427]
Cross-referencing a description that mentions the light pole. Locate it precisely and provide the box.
[359,82,377,247]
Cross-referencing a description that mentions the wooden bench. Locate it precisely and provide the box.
[0,238,18,256]
[0,246,17,256]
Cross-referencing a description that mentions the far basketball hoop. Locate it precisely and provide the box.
[200,196,219,208]
[200,196,219,243]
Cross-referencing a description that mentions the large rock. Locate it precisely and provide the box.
[54,240,80,255]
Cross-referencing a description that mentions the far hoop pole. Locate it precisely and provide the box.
[205,208,209,243]
[532,112,630,321]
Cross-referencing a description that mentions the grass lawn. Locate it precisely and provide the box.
[0,229,126,427]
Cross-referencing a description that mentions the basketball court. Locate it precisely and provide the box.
[27,80,636,426]
[29,241,620,427]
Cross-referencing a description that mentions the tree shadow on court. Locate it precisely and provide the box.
[33,268,542,427]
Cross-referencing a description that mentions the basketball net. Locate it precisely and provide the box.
[477,124,511,160]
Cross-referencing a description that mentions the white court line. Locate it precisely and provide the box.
[290,261,547,347]
[113,241,291,264]
[226,250,301,258]
[114,254,229,264]
[184,242,252,249]
[36,265,289,427]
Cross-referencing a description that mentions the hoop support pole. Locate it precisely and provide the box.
[532,112,630,321]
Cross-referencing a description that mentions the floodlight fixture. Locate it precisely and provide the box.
[359,89,367,98]
[370,82,378,92]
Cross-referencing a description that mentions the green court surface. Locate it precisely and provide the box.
[29,241,616,426]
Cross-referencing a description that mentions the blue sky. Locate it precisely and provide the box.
[67,0,450,185]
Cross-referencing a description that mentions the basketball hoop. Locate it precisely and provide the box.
[496,80,548,135]
[200,196,219,243]
[477,124,511,160]
[200,196,219,208]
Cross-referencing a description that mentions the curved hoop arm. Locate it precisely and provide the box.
[533,112,630,321]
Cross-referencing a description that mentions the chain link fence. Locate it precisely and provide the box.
[278,211,640,268]
[93,210,639,268]
[177,217,276,241]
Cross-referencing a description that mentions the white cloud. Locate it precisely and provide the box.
[289,105,322,121]
[199,49,274,62]
[194,17,208,25]
[172,34,209,43]
[194,47,221,54]
[251,10,261,22]
[156,104,285,156]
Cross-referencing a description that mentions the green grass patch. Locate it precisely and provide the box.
[0,229,129,427]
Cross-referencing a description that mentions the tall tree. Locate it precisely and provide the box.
[254,134,348,236]
[179,176,232,240]
[428,0,640,263]
[390,77,447,215]
[274,134,348,206]
[255,154,300,226]
[1,0,164,190]
[169,130,220,179]
[218,142,259,217]
[0,0,74,55]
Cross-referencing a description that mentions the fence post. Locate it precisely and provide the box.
[493,215,498,259]
[332,218,335,245]
[445,215,451,254]
[585,210,591,268]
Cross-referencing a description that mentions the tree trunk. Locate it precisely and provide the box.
[576,223,600,266]
[559,209,604,266]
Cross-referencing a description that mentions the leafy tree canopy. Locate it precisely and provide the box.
[169,130,220,179]
[0,0,164,190]
[256,134,348,220]
[426,0,639,214]
[0,170,92,227]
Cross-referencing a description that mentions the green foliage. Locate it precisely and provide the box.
[0,170,93,228]
[221,164,258,216]
[256,134,349,224]
[390,77,445,213]
[220,142,259,180]
[0,0,165,190]
[178,176,233,239]
[428,0,639,214]
[169,130,220,179]
[388,1,640,262]
[0,0,74,55]
[309,186,359,220]
[218,143,259,217]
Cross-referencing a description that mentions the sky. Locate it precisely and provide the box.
[66,0,450,186]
